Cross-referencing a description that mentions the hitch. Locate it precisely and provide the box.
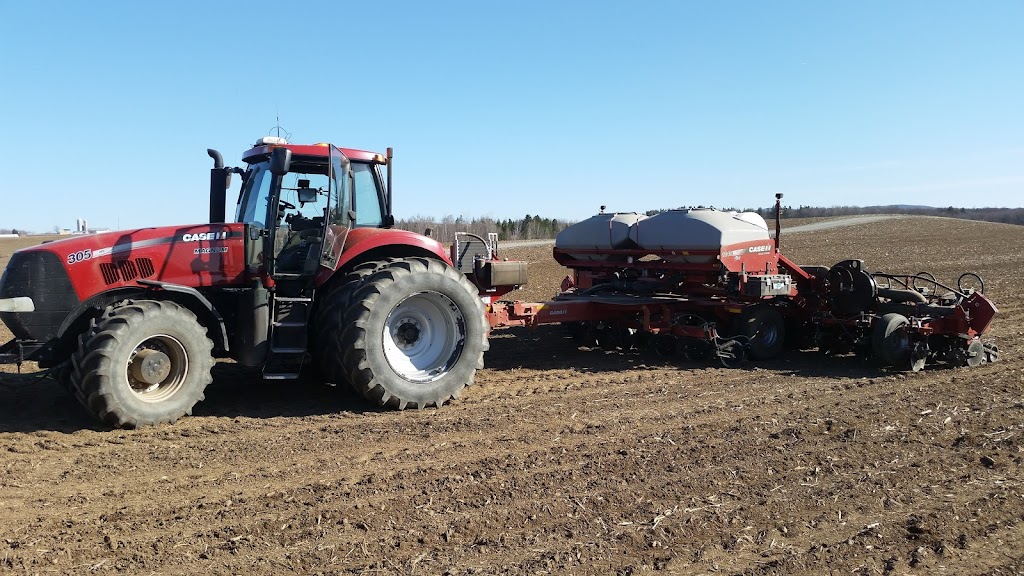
[0,339,45,372]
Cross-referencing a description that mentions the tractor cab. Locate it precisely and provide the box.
[233,137,393,292]
[213,138,397,378]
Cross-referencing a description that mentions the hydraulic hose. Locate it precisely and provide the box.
[877,287,928,304]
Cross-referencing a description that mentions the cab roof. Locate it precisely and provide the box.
[242,143,382,165]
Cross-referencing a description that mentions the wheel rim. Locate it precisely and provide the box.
[125,335,189,403]
[888,326,910,359]
[755,319,779,348]
[966,340,985,367]
[383,291,466,383]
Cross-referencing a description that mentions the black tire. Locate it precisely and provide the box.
[324,257,489,410]
[70,300,214,428]
[872,313,910,367]
[313,259,396,383]
[315,259,402,332]
[735,305,786,360]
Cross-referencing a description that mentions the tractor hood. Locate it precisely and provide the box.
[1,224,248,317]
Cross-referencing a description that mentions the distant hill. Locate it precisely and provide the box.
[886,204,933,210]
[646,204,1024,227]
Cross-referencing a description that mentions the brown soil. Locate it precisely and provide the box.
[1,218,1023,575]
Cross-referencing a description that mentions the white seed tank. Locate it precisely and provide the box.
[554,212,647,261]
[631,209,771,263]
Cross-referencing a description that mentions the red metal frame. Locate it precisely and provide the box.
[553,239,781,275]
[314,226,452,287]
[486,294,746,331]
[243,144,382,164]
[480,233,996,369]
[486,238,801,339]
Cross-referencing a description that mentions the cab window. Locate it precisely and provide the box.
[352,163,383,227]
[236,162,273,227]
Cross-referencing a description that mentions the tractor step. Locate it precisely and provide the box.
[269,294,312,352]
[262,293,314,381]
[270,346,307,354]
[262,350,306,380]
[262,372,301,380]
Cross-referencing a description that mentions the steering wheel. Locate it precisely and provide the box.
[279,200,296,210]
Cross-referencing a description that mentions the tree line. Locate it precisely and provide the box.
[394,215,572,244]
[646,205,1024,226]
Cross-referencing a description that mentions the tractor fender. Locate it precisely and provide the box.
[136,280,230,352]
[314,228,452,288]
[58,287,143,338]
[57,282,230,355]
[54,287,150,365]
[57,280,231,356]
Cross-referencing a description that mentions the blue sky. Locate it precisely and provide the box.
[1,1,1021,232]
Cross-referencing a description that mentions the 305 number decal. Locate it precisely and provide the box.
[67,249,93,265]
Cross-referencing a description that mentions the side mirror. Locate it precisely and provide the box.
[269,147,292,176]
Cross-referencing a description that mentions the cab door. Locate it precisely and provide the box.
[237,162,274,276]
[234,162,275,366]
[320,145,354,270]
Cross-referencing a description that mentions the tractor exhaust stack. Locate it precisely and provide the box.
[208,148,227,224]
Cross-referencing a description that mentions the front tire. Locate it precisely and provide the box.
[324,258,489,410]
[70,300,214,428]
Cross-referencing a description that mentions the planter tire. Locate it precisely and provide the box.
[872,313,911,367]
[735,305,786,360]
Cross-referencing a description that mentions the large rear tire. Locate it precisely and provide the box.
[313,259,396,388]
[323,257,489,410]
[735,305,786,360]
[70,300,214,428]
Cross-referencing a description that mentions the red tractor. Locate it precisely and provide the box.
[0,138,526,427]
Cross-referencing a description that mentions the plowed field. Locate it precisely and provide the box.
[1,217,1022,575]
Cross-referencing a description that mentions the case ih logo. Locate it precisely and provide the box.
[748,245,772,254]
[181,232,228,242]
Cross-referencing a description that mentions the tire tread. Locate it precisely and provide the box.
[69,299,214,428]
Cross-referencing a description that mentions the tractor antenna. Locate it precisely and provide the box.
[267,110,292,142]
